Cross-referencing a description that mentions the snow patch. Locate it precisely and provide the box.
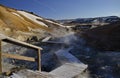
[17,11,48,27]
[45,20,55,23]
[12,12,24,19]
[42,36,51,42]
[45,19,65,27]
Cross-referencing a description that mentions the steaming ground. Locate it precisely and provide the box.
[1,32,120,78]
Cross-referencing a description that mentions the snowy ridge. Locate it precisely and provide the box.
[17,11,48,27]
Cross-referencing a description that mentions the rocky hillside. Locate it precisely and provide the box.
[0,5,67,41]
[82,21,120,51]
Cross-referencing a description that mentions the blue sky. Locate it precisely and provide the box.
[0,0,120,19]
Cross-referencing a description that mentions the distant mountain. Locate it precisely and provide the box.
[59,16,120,25]
[0,5,67,41]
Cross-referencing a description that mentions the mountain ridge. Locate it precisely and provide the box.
[58,16,120,25]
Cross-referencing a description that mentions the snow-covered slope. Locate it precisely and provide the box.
[17,11,65,28]
[18,11,48,27]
